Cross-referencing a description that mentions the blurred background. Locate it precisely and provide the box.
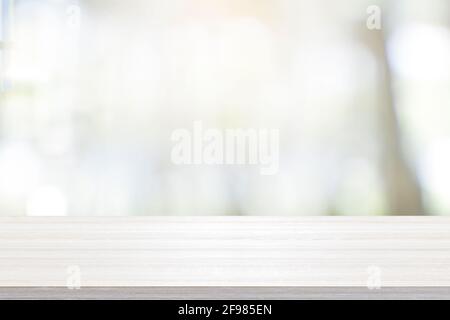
[0,0,449,216]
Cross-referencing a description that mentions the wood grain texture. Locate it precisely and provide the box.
[1,287,450,300]
[0,217,450,289]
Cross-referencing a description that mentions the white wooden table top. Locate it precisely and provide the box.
[0,217,450,298]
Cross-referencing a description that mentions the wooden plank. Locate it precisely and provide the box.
[1,287,450,300]
[0,217,449,292]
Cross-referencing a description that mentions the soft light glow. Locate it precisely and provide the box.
[27,186,68,216]
[0,143,41,196]
[388,24,450,81]
[420,140,450,214]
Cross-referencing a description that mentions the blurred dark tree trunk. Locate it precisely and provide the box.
[361,28,425,215]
